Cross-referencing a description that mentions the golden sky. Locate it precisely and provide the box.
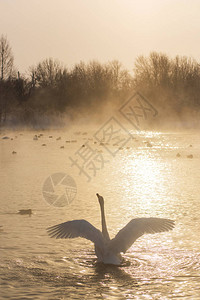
[1,0,200,73]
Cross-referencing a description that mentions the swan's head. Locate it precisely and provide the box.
[96,193,104,206]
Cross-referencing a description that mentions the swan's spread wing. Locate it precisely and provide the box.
[109,218,175,254]
[47,219,104,247]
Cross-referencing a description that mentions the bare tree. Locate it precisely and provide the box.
[134,52,171,89]
[108,60,133,94]
[30,58,66,88]
[0,35,14,80]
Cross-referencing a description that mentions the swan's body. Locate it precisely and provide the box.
[47,194,175,265]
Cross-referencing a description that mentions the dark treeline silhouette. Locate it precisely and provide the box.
[0,35,200,128]
[134,52,200,122]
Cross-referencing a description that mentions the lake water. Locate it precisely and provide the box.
[0,127,200,299]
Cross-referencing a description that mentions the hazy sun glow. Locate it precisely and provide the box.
[1,0,200,72]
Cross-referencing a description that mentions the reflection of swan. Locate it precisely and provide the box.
[94,262,138,288]
[47,194,175,265]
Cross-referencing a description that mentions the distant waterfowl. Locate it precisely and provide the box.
[176,153,181,157]
[33,135,38,140]
[42,144,46,146]
[2,136,9,139]
[189,144,193,147]
[56,137,61,140]
[146,142,152,147]
[47,194,175,265]
[66,140,70,143]
[187,154,193,159]
[12,151,17,154]
[49,136,53,138]
[60,146,64,149]
[18,209,32,216]
[82,144,85,147]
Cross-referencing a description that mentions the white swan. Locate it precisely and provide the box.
[47,193,175,265]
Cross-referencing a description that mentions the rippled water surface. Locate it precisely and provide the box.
[0,128,200,299]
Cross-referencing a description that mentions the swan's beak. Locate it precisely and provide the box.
[96,193,104,203]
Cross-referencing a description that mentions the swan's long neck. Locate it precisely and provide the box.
[99,200,110,241]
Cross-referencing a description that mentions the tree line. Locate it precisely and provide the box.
[0,34,200,127]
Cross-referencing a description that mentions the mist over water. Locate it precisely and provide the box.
[1,50,200,132]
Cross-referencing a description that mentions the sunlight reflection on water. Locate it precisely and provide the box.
[0,129,200,299]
